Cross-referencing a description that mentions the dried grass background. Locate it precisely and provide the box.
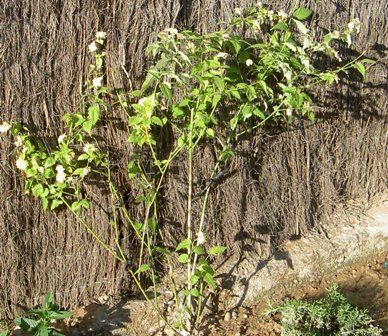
[0,0,387,319]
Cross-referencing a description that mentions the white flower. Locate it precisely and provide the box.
[216,52,229,59]
[14,135,23,147]
[286,108,293,117]
[234,7,242,15]
[332,50,342,62]
[82,167,91,177]
[348,18,360,34]
[55,165,66,183]
[245,59,254,66]
[58,134,66,143]
[221,33,230,40]
[186,41,195,50]
[92,76,103,88]
[278,10,288,21]
[83,143,96,153]
[38,166,44,174]
[284,71,292,81]
[197,231,205,245]
[0,122,11,133]
[16,157,28,171]
[96,31,106,40]
[257,2,263,7]
[165,28,178,35]
[268,10,274,21]
[88,41,98,53]
[252,20,261,32]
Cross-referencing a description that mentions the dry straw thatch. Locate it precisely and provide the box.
[0,0,387,319]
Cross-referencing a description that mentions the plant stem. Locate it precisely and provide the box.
[61,198,124,261]
[185,106,195,332]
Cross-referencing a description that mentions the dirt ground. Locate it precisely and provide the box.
[204,252,388,336]
[57,251,387,336]
[7,252,387,336]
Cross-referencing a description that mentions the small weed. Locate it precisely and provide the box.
[14,292,71,336]
[268,284,383,335]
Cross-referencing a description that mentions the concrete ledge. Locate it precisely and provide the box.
[220,199,388,309]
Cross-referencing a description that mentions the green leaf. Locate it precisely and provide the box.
[135,264,150,274]
[178,253,189,263]
[293,19,309,35]
[172,106,185,118]
[318,72,337,85]
[192,245,206,255]
[229,89,241,100]
[271,22,289,31]
[0,330,8,336]
[258,80,272,96]
[71,168,82,175]
[44,168,55,179]
[212,93,221,108]
[44,157,56,168]
[190,274,200,285]
[50,199,63,210]
[43,292,53,308]
[253,108,265,120]
[71,200,89,211]
[48,310,72,320]
[42,197,49,211]
[203,273,217,289]
[141,72,157,92]
[361,58,376,64]
[77,153,89,161]
[148,217,158,234]
[190,288,201,297]
[79,200,89,209]
[32,184,44,197]
[213,77,225,92]
[205,128,215,139]
[353,62,366,78]
[208,245,227,256]
[127,161,141,179]
[14,317,39,331]
[82,120,93,135]
[176,238,192,251]
[36,325,49,336]
[177,135,186,147]
[293,7,313,21]
[308,111,315,122]
[128,116,143,126]
[159,83,172,101]
[151,116,164,127]
[88,104,100,125]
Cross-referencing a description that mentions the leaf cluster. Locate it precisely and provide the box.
[268,284,383,335]
[14,293,71,336]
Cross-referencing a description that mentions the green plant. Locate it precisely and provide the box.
[267,284,383,335]
[0,4,375,334]
[14,292,71,336]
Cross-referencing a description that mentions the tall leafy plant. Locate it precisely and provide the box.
[0,4,374,334]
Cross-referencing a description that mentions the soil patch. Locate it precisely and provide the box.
[208,252,387,336]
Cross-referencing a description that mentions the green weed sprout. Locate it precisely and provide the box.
[14,293,71,336]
